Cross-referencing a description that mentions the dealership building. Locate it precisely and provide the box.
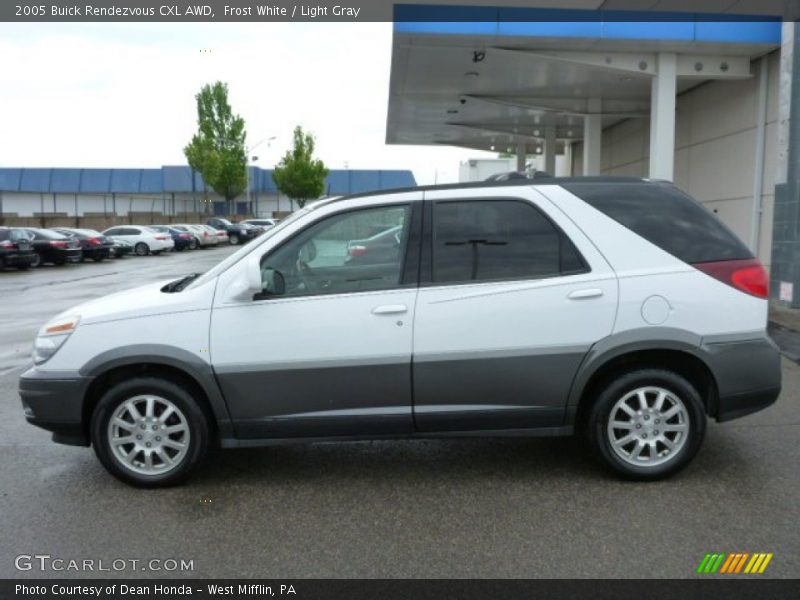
[0,166,416,221]
[386,3,800,307]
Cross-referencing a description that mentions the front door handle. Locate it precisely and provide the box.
[372,304,408,315]
[568,288,604,300]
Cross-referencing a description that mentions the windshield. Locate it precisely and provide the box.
[187,208,311,290]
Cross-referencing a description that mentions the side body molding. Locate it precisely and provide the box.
[79,344,233,438]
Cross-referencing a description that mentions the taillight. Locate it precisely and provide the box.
[217,231,225,236]
[49,240,68,248]
[179,233,191,239]
[203,231,209,238]
[0,240,13,249]
[87,237,101,246]
[348,245,367,258]
[155,235,168,241]
[693,258,768,299]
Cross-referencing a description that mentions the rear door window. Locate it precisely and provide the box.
[431,199,587,284]
[562,182,752,263]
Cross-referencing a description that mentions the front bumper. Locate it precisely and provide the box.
[18,367,91,446]
[703,334,782,422]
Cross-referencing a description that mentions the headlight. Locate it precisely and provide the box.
[33,315,80,365]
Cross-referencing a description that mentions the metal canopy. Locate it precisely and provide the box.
[386,6,782,157]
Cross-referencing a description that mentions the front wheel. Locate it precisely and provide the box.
[92,255,104,262]
[134,242,149,256]
[91,377,210,487]
[29,253,42,268]
[586,369,706,481]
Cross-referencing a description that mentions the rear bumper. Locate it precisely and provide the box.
[18,367,91,446]
[703,334,782,422]
[4,251,36,266]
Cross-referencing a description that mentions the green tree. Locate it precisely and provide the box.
[183,82,247,214]
[272,126,329,209]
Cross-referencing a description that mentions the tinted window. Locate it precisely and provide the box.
[432,200,586,284]
[563,182,753,263]
[104,228,121,236]
[261,205,410,297]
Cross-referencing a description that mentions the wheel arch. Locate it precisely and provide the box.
[80,345,233,443]
[569,329,720,427]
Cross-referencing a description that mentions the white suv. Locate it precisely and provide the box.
[19,178,781,486]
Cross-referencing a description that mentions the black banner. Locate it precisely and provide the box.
[1,0,794,23]
[3,579,800,600]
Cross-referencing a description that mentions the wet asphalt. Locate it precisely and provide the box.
[0,246,798,579]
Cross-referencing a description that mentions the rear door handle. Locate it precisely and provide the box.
[372,304,408,315]
[568,288,604,300]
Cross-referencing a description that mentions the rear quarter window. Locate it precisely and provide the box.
[562,182,753,264]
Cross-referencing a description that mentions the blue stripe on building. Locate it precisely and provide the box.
[0,166,416,196]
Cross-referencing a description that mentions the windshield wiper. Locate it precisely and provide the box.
[161,273,200,293]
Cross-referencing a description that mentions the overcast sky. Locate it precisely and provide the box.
[0,23,492,185]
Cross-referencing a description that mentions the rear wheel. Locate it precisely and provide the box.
[30,253,42,268]
[92,255,104,262]
[586,368,706,480]
[229,234,240,245]
[189,238,198,250]
[91,377,210,487]
[134,242,148,256]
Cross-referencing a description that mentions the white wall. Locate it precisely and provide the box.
[571,50,780,269]
[0,191,286,218]
[459,158,516,182]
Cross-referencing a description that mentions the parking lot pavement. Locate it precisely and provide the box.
[1,248,798,579]
[0,246,239,375]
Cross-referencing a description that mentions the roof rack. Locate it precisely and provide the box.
[334,175,648,202]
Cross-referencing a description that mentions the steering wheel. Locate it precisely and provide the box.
[296,258,318,292]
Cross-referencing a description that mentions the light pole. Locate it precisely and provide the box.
[245,136,276,217]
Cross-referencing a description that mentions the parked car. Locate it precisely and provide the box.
[19,177,781,487]
[206,217,257,246]
[110,238,134,259]
[52,228,115,262]
[150,225,196,251]
[172,224,217,248]
[345,225,404,266]
[243,222,266,238]
[0,227,36,271]
[240,218,279,229]
[101,225,174,256]
[20,228,82,267]
[215,228,229,244]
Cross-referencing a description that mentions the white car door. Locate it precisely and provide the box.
[210,193,422,439]
[412,186,618,432]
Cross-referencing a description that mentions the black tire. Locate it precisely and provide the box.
[152,250,162,256]
[17,264,30,271]
[30,253,42,268]
[229,234,240,245]
[91,376,210,487]
[92,255,104,262]
[0,256,5,270]
[586,368,706,481]
[134,242,149,256]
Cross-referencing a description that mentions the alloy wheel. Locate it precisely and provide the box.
[606,386,690,468]
[107,394,191,476]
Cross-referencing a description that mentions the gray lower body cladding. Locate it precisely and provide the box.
[702,334,782,422]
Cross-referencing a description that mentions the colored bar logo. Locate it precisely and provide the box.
[696,552,773,574]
